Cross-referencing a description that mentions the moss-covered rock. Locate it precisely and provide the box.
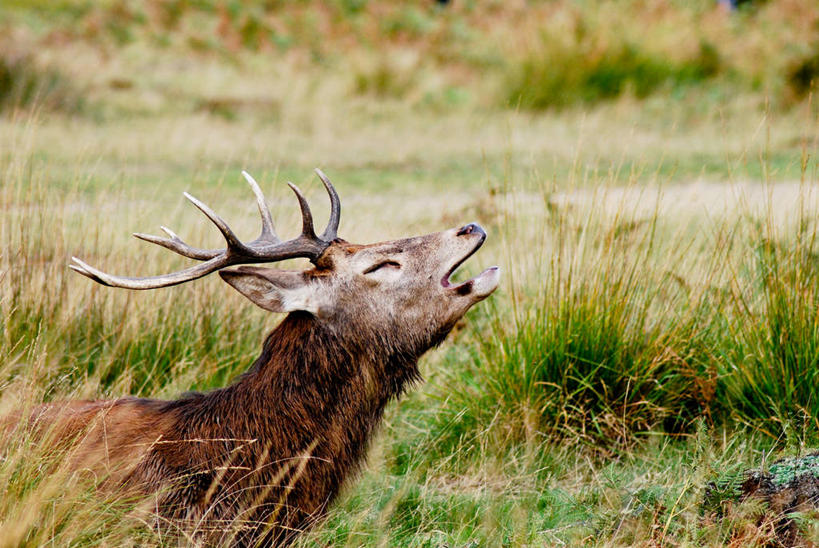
[704,453,819,546]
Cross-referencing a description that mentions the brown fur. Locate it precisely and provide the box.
[9,227,499,546]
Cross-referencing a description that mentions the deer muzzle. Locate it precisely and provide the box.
[442,223,500,299]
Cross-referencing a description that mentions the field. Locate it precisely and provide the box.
[3,1,819,545]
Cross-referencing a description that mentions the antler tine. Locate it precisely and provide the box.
[315,168,341,241]
[71,256,229,289]
[287,182,317,239]
[133,227,221,261]
[68,259,95,279]
[241,171,278,241]
[183,192,247,252]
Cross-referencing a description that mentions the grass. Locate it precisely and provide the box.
[8,138,819,544]
[716,211,819,433]
[505,28,722,110]
[3,1,819,545]
[0,42,77,113]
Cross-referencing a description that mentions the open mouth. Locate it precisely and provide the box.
[441,233,492,291]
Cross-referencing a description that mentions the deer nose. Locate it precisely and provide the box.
[457,223,485,237]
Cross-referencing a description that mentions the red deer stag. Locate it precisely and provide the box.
[23,170,499,545]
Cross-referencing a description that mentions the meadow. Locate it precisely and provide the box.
[2,1,819,545]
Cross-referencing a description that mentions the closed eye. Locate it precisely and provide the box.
[363,261,401,274]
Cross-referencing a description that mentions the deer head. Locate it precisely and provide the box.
[71,170,500,355]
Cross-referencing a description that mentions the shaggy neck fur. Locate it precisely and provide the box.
[143,311,430,545]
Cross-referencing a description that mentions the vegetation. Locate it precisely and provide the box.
[2,0,819,545]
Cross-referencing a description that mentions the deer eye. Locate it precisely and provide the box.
[363,261,401,275]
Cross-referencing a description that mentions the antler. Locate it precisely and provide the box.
[70,169,342,289]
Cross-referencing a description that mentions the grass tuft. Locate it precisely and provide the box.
[506,36,721,110]
[0,43,77,113]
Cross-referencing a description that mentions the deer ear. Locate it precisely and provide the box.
[219,267,323,315]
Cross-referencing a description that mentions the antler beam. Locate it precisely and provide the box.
[70,169,342,290]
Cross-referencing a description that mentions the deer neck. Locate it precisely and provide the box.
[223,311,422,454]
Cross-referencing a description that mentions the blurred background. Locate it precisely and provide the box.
[4,1,819,546]
[2,0,818,187]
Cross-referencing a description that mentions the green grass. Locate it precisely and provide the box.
[506,34,722,110]
[5,124,819,545]
[716,216,819,434]
[296,425,792,546]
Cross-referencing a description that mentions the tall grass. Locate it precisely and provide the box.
[0,43,77,113]
[0,422,157,546]
[0,176,268,403]
[506,34,721,110]
[5,116,819,542]
[718,206,819,435]
[409,189,708,468]
[5,150,819,543]
[388,179,819,482]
